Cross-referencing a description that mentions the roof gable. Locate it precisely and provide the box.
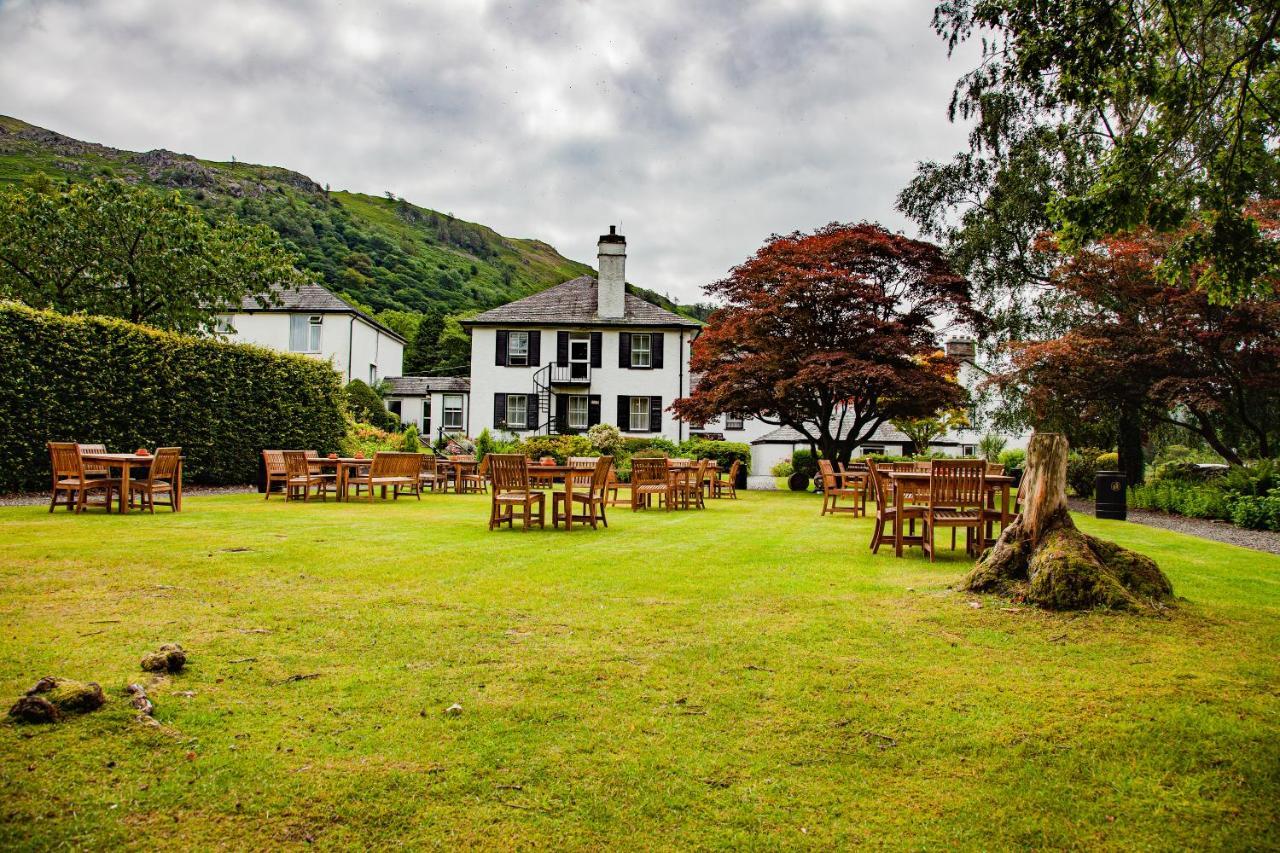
[465,276,699,328]
[235,283,406,342]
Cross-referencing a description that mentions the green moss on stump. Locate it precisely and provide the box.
[8,677,106,723]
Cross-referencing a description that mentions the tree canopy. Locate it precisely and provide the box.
[0,176,308,333]
[902,0,1280,314]
[672,223,978,465]
[996,210,1280,470]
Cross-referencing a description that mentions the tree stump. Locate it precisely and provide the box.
[963,432,1173,611]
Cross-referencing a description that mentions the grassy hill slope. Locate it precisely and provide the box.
[0,115,696,321]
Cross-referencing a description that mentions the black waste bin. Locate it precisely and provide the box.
[1095,471,1127,520]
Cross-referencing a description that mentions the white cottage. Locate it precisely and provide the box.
[215,283,406,384]
[461,227,705,442]
[384,376,471,442]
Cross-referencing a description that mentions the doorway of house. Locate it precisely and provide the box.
[569,333,590,381]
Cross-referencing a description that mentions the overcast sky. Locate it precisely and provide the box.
[0,0,976,304]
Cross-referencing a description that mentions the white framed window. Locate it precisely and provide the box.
[860,445,885,456]
[630,396,650,431]
[631,334,651,368]
[725,415,744,430]
[213,315,236,334]
[508,331,530,366]
[961,444,977,457]
[444,394,464,430]
[506,394,527,429]
[289,314,322,352]
[567,396,588,430]
[369,364,378,385]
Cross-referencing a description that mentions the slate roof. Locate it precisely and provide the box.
[236,283,407,342]
[386,376,471,396]
[465,275,700,328]
[752,420,960,447]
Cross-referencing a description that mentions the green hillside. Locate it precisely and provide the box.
[0,115,697,323]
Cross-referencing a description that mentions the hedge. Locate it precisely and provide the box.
[0,302,346,491]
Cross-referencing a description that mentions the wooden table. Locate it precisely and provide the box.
[437,458,478,494]
[886,471,1014,557]
[526,465,590,529]
[81,452,183,514]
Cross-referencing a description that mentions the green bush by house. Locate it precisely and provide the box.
[0,302,345,491]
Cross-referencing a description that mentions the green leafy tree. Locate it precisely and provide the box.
[0,177,308,332]
[893,409,970,455]
[904,0,1280,304]
[344,379,400,431]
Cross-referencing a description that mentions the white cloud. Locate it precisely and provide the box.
[0,0,978,304]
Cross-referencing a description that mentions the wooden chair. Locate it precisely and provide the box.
[553,456,613,529]
[126,447,182,513]
[986,463,1005,476]
[488,453,545,530]
[460,455,490,494]
[262,450,289,498]
[605,465,629,507]
[818,459,864,516]
[676,459,709,509]
[77,444,109,480]
[48,442,118,513]
[711,459,741,499]
[283,450,335,502]
[866,459,925,554]
[630,456,672,510]
[345,452,422,501]
[922,459,988,562]
[420,454,444,492]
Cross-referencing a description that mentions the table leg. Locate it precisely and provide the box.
[119,462,132,514]
[175,460,183,511]
[564,475,574,531]
[894,484,904,557]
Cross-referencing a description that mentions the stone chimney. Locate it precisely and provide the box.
[945,337,977,363]
[597,225,626,319]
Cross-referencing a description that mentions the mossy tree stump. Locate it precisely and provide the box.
[964,432,1173,611]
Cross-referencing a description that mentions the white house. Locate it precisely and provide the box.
[215,283,406,384]
[384,376,471,442]
[459,227,710,442]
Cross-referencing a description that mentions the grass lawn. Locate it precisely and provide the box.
[1,490,1277,849]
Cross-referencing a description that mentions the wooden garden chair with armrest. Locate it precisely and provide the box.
[419,453,443,492]
[345,452,422,501]
[866,459,924,554]
[838,461,870,514]
[711,459,741,499]
[283,450,335,502]
[488,453,544,530]
[818,459,864,516]
[630,456,672,511]
[554,456,613,529]
[678,459,709,509]
[921,459,988,562]
[126,447,182,513]
[48,442,118,513]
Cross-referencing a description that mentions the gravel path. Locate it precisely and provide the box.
[0,484,256,507]
[1068,498,1280,556]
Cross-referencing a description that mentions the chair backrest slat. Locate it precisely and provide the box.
[283,450,310,478]
[78,444,108,476]
[866,458,890,512]
[589,456,613,496]
[263,450,285,475]
[489,454,530,493]
[929,459,987,509]
[631,457,668,487]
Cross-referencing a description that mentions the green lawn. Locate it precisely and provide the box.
[1,491,1277,849]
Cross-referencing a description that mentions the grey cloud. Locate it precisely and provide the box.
[0,0,978,303]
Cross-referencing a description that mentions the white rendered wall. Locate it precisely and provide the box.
[223,312,402,383]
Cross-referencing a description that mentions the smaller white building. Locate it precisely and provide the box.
[384,376,471,443]
[215,283,406,384]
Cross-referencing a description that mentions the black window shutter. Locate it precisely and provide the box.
[590,332,602,368]
[557,331,569,367]
[588,395,601,427]
[494,393,507,428]
[527,395,539,431]
[617,396,630,430]
[651,333,664,370]
[649,396,662,433]
[495,330,508,366]
[555,394,568,433]
[618,333,631,369]
[528,330,541,365]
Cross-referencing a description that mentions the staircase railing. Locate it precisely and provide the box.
[532,364,556,435]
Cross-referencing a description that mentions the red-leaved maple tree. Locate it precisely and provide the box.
[672,222,979,465]
[998,209,1280,473]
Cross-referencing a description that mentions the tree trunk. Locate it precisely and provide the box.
[963,432,1173,611]
[1117,405,1145,486]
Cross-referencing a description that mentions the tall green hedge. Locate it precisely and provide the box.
[0,302,346,491]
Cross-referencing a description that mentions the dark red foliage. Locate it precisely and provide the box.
[672,222,978,464]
